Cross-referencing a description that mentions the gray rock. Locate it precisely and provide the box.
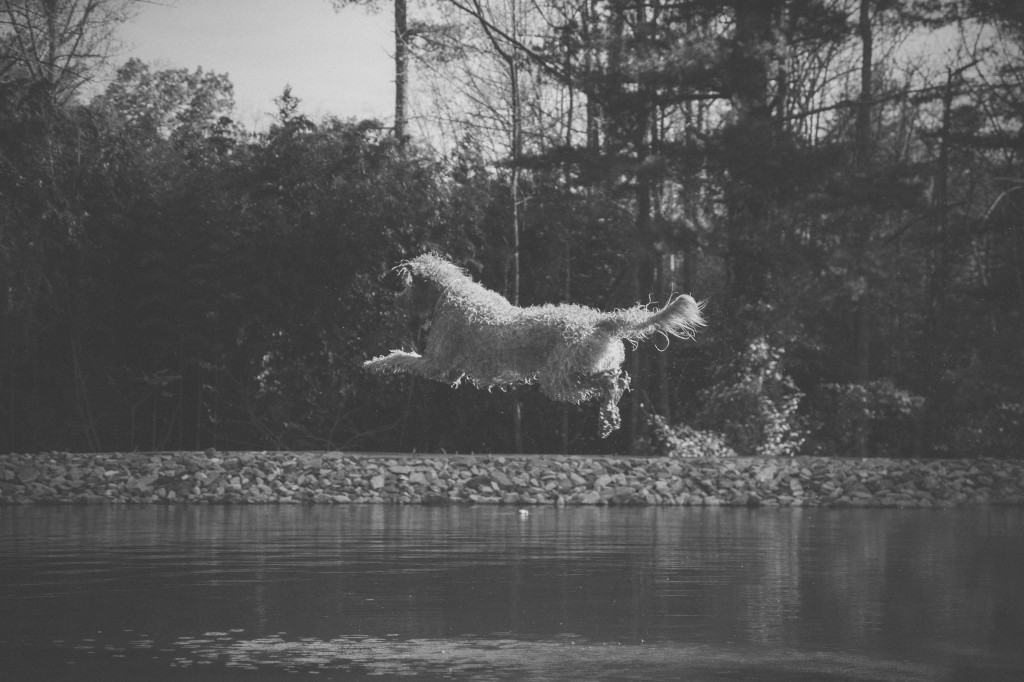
[16,466,40,484]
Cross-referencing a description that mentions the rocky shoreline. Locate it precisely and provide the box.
[2,451,1024,507]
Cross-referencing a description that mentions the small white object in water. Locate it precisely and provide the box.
[518,509,529,518]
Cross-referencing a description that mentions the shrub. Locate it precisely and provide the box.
[695,338,806,457]
[811,380,924,457]
[644,414,737,458]
[946,364,1024,458]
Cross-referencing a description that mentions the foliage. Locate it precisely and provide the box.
[3,0,1024,457]
[945,360,1024,459]
[642,414,738,459]
[695,339,806,458]
[0,0,135,104]
[91,58,235,142]
[808,380,925,458]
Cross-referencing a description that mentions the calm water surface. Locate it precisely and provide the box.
[1,504,1022,681]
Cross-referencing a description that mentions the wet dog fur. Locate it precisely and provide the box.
[363,254,704,437]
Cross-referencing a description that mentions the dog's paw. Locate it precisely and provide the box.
[362,356,392,373]
[598,401,622,438]
[362,350,423,375]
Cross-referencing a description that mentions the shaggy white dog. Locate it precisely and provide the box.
[363,254,704,437]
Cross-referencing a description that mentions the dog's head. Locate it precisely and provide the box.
[391,260,444,350]
[394,253,465,320]
[400,270,443,321]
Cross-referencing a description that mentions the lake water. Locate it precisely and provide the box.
[1,505,1022,681]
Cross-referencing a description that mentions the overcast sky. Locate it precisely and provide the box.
[101,0,395,129]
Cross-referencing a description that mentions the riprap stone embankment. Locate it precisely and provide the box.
[1,451,1023,507]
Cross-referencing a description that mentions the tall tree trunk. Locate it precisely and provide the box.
[657,252,674,420]
[583,0,600,152]
[855,0,873,166]
[394,0,409,141]
[562,243,571,453]
[509,0,523,454]
[920,70,955,455]
[854,0,873,459]
[732,0,774,121]
[726,0,777,309]
[627,183,652,455]
[621,3,660,455]
[928,73,953,339]
[651,110,672,422]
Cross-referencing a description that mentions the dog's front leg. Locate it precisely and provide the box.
[363,351,464,385]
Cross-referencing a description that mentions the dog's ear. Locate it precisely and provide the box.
[388,261,414,291]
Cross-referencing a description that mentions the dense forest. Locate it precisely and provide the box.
[2,0,1022,458]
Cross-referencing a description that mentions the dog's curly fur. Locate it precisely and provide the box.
[363,253,705,437]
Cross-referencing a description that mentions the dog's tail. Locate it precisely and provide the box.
[599,294,706,343]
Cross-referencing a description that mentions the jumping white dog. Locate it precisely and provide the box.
[363,254,704,436]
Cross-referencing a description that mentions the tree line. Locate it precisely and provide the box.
[1,0,1022,458]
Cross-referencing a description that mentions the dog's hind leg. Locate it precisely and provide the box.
[363,351,464,385]
[590,370,630,438]
[597,373,630,438]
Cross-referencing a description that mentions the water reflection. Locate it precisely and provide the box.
[1,505,1021,680]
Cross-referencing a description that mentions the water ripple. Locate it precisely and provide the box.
[1,505,1022,680]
